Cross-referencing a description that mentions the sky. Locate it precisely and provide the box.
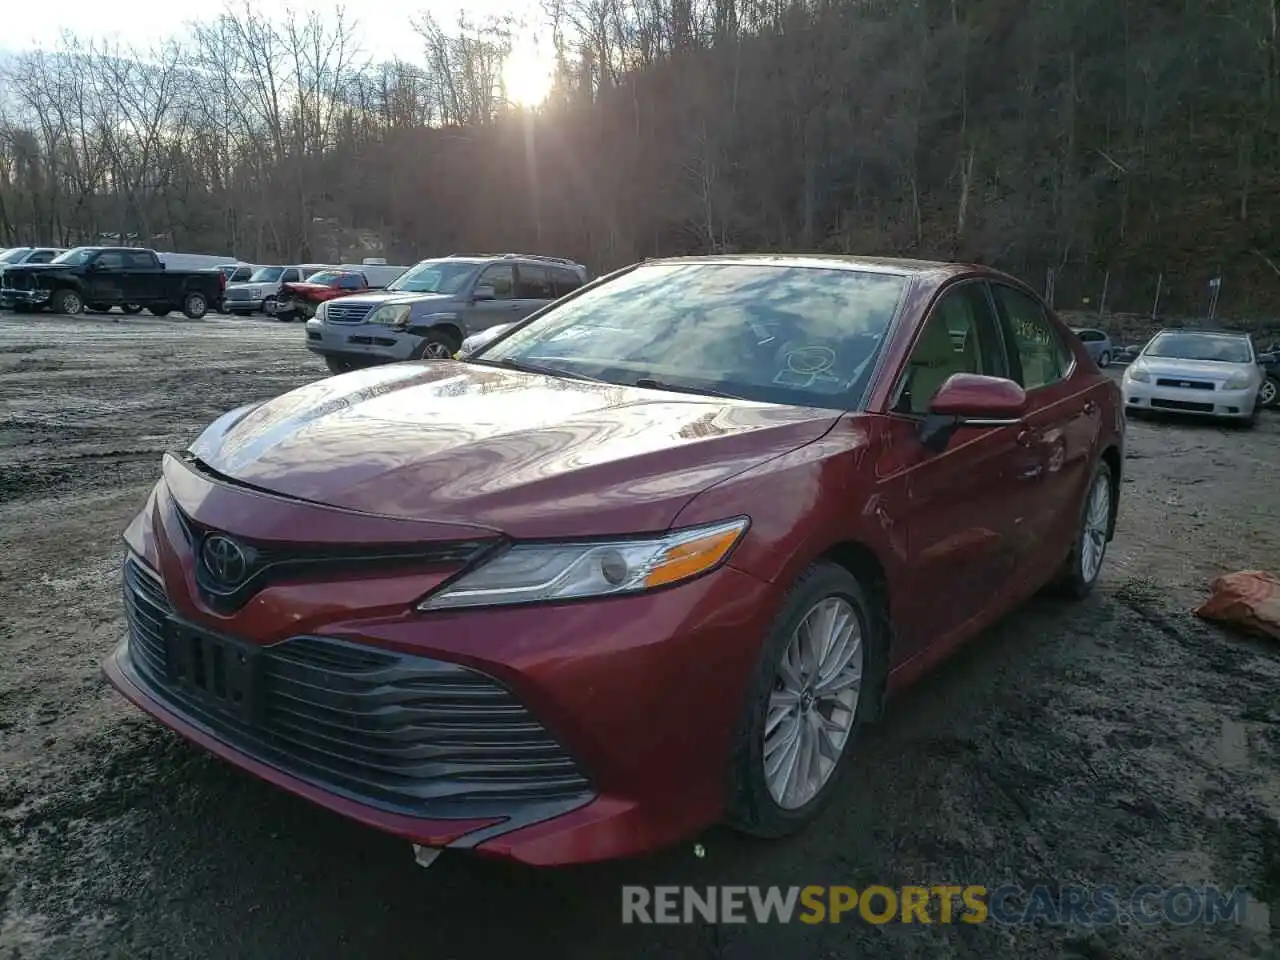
[2,0,550,66]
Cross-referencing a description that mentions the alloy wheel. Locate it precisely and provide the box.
[422,341,454,359]
[1080,473,1111,584]
[764,596,863,810]
[1260,377,1278,408]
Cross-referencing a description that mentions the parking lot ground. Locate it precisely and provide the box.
[1,314,1278,959]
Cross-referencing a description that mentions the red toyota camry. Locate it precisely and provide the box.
[105,255,1123,867]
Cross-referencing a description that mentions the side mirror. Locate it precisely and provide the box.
[918,373,1027,453]
[472,284,496,302]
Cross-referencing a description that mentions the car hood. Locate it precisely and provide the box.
[1134,357,1256,380]
[2,263,68,273]
[188,362,841,538]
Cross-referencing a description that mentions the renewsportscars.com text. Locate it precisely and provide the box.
[621,884,1251,927]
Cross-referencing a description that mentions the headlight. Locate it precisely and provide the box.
[418,517,750,610]
[368,304,412,327]
[1126,364,1150,382]
[315,300,329,321]
[1223,370,1252,389]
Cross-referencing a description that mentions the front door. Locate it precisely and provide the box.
[878,280,1038,658]
[85,249,127,303]
[463,263,523,332]
[989,282,1101,584]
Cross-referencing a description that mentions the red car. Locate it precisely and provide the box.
[273,269,374,320]
[105,255,1123,867]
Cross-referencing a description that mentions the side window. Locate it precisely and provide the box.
[551,267,583,297]
[283,269,300,283]
[28,250,55,264]
[126,252,154,269]
[477,264,514,300]
[992,284,1072,390]
[336,274,363,289]
[895,283,1006,415]
[96,250,125,269]
[1077,330,1101,343]
[516,263,553,299]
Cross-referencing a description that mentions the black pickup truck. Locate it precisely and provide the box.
[0,246,225,319]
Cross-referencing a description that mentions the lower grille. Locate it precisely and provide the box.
[325,301,376,324]
[1155,378,1214,390]
[122,556,593,818]
[223,289,253,301]
[1151,398,1214,412]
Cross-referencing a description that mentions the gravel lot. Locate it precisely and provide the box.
[1,314,1278,959]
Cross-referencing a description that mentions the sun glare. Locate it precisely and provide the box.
[503,44,556,108]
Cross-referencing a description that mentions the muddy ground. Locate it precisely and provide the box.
[0,313,1277,959]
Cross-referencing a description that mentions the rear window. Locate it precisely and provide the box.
[550,266,583,297]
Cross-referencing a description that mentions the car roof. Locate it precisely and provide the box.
[631,253,1013,288]
[1153,327,1251,338]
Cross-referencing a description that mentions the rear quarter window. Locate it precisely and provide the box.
[992,284,1073,390]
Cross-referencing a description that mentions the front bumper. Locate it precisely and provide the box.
[1123,378,1258,419]
[0,287,51,307]
[224,297,265,313]
[105,465,779,865]
[305,318,420,363]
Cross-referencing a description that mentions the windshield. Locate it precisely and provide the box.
[249,267,284,283]
[0,248,31,264]
[306,271,354,285]
[51,248,95,266]
[473,262,909,409]
[1144,332,1252,363]
[387,259,481,294]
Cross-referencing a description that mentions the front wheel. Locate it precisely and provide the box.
[1053,459,1113,599]
[148,305,172,317]
[410,328,461,360]
[325,356,357,375]
[51,289,84,315]
[725,562,882,838]
[1260,376,1279,410]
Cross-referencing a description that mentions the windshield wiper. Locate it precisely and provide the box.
[632,377,746,400]
[467,356,607,384]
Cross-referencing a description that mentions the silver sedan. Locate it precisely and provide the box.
[1071,327,1115,367]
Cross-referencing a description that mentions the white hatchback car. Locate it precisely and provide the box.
[1122,329,1263,425]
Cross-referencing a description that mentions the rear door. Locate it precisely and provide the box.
[513,262,555,316]
[879,279,1033,655]
[988,282,1100,583]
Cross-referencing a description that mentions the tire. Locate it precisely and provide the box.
[121,304,143,315]
[149,305,172,317]
[1097,350,1111,368]
[1260,376,1279,410]
[410,327,461,360]
[1052,459,1113,600]
[182,292,209,319]
[263,295,277,315]
[325,356,357,375]
[51,288,83,315]
[725,561,884,839]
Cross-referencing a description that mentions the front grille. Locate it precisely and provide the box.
[325,301,376,324]
[224,288,253,301]
[122,556,592,817]
[171,505,496,614]
[1155,378,1214,390]
[2,272,31,290]
[1151,398,1215,412]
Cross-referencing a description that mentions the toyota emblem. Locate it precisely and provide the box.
[202,534,249,586]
